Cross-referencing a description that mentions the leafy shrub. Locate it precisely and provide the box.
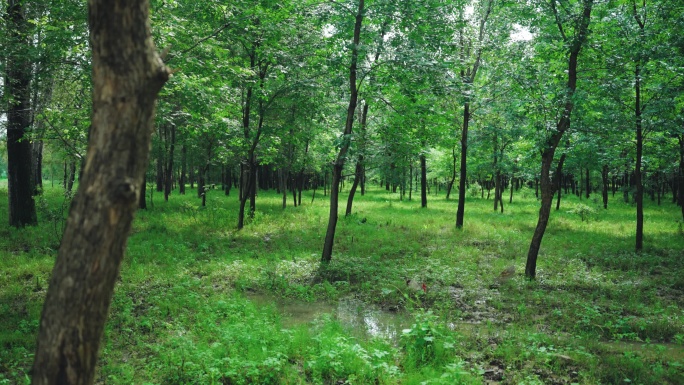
[567,204,597,222]
[401,310,456,368]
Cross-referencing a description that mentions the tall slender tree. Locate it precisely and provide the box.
[322,0,365,263]
[525,0,594,279]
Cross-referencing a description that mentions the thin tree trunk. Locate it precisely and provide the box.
[602,164,609,209]
[456,102,469,227]
[225,166,233,196]
[164,124,175,201]
[555,155,566,210]
[446,146,457,200]
[322,0,364,263]
[634,63,644,252]
[409,162,413,201]
[525,0,593,279]
[420,153,427,208]
[346,102,369,216]
[33,141,44,194]
[139,174,147,209]
[678,136,684,220]
[67,161,77,193]
[31,1,168,382]
[585,167,590,198]
[156,153,163,192]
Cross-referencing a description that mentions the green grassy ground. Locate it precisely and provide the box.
[1,182,683,384]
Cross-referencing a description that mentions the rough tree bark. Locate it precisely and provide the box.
[525,0,593,279]
[5,0,37,227]
[322,0,364,263]
[30,1,169,383]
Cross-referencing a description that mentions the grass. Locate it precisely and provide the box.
[1,181,683,384]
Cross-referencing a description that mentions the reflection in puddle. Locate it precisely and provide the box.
[245,293,684,362]
[246,293,411,341]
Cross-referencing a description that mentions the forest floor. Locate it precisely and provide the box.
[1,182,683,384]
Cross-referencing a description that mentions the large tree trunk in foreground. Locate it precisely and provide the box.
[525,0,593,279]
[322,0,364,263]
[31,1,169,384]
[6,0,37,227]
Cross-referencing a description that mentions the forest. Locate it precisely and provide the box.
[1,0,684,384]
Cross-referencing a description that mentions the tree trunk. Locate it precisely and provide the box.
[238,160,252,229]
[164,124,176,201]
[525,0,593,279]
[179,145,186,194]
[602,164,609,209]
[225,167,231,196]
[679,136,684,221]
[322,0,364,263]
[33,141,44,194]
[555,155,566,211]
[585,167,590,198]
[139,174,147,209]
[456,101,469,227]
[156,154,163,192]
[420,153,427,208]
[346,103,368,216]
[281,169,288,208]
[634,63,644,252]
[6,0,37,227]
[31,1,168,383]
[66,161,77,193]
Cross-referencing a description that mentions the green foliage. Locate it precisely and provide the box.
[3,183,684,385]
[567,204,598,222]
[400,311,456,369]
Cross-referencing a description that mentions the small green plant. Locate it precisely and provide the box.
[568,204,597,222]
[400,310,455,369]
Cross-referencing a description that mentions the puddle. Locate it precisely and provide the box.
[245,293,684,363]
[246,293,412,340]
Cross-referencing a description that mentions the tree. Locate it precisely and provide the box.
[452,0,496,228]
[322,0,365,263]
[30,0,169,383]
[5,0,38,227]
[525,0,594,279]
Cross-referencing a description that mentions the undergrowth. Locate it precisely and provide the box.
[1,183,683,384]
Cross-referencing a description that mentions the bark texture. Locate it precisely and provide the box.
[6,0,37,227]
[31,1,169,384]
